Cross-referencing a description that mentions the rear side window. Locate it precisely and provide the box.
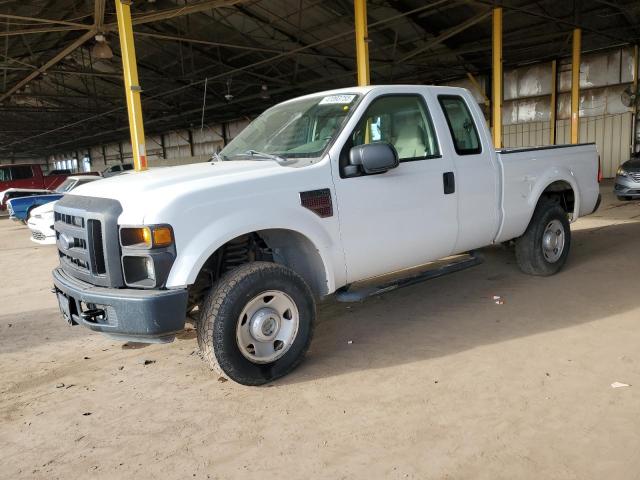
[438,95,481,155]
[11,165,33,180]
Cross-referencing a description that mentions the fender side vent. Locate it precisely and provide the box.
[300,188,333,218]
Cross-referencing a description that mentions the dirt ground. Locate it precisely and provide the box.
[1,181,640,479]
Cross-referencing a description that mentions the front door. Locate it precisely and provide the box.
[331,93,458,283]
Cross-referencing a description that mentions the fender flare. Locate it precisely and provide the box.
[165,208,340,294]
[527,167,580,224]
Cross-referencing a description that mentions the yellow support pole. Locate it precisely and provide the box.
[491,7,502,149]
[570,28,581,144]
[354,0,370,86]
[115,0,147,171]
[550,59,557,145]
[633,44,638,153]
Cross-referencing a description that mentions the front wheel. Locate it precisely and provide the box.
[197,262,315,385]
[617,195,633,201]
[515,199,571,276]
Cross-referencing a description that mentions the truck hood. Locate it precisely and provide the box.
[69,160,284,222]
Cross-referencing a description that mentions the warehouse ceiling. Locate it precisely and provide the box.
[0,0,638,159]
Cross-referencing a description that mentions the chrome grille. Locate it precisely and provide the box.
[630,172,640,182]
[53,195,124,288]
[55,211,102,276]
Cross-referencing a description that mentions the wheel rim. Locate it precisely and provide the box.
[541,219,565,263]
[236,290,299,364]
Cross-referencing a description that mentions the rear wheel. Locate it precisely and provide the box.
[515,199,571,276]
[197,262,315,386]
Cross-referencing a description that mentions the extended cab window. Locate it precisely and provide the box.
[0,167,9,182]
[438,95,481,155]
[10,165,33,180]
[351,95,439,161]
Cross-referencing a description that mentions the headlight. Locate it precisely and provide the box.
[617,166,628,177]
[120,225,174,248]
[120,224,176,289]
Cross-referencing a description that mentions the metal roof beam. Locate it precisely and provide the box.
[595,0,640,37]
[398,9,492,63]
[95,0,107,30]
[0,13,91,29]
[0,29,97,103]
[0,25,90,37]
[465,0,629,43]
[104,0,243,30]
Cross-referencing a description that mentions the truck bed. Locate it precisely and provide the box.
[495,143,600,243]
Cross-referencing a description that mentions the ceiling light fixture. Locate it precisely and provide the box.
[91,34,113,60]
[224,78,234,102]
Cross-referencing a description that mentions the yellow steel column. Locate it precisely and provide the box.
[354,0,370,86]
[491,7,502,149]
[550,59,557,145]
[633,44,638,153]
[115,0,147,171]
[570,28,581,144]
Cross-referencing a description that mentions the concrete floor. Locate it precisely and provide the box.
[1,181,640,479]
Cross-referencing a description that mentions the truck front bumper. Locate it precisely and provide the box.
[52,267,188,343]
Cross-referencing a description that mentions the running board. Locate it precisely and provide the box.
[335,252,483,303]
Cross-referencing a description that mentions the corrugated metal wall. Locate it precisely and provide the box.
[49,118,252,172]
[451,46,637,177]
[502,113,633,178]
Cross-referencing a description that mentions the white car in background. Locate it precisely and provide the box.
[27,175,101,244]
[27,201,56,244]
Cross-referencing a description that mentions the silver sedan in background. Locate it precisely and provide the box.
[614,154,640,200]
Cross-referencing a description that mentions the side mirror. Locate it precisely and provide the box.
[348,143,399,175]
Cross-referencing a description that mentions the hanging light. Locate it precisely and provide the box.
[224,78,234,102]
[260,84,270,99]
[92,34,113,60]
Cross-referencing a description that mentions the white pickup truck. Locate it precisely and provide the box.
[52,85,601,385]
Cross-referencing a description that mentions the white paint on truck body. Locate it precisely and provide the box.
[70,85,600,294]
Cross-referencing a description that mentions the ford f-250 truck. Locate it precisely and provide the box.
[52,85,601,385]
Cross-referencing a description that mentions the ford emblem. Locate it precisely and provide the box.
[59,233,72,250]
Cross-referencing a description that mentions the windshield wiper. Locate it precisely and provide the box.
[243,150,286,163]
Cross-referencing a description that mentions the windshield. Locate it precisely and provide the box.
[220,93,360,165]
[55,178,77,193]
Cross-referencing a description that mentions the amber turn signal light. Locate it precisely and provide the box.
[120,226,173,248]
[152,226,173,247]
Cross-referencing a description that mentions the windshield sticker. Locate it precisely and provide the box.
[319,94,356,105]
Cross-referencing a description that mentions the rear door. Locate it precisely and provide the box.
[331,90,458,283]
[428,90,500,252]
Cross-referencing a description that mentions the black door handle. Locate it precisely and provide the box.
[443,171,455,194]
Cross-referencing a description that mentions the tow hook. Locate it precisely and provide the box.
[81,308,106,323]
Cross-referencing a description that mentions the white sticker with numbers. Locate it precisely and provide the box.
[319,94,356,105]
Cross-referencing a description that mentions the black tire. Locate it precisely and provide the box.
[197,262,315,386]
[616,195,633,201]
[515,199,571,276]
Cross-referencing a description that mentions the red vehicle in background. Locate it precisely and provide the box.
[0,164,98,211]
